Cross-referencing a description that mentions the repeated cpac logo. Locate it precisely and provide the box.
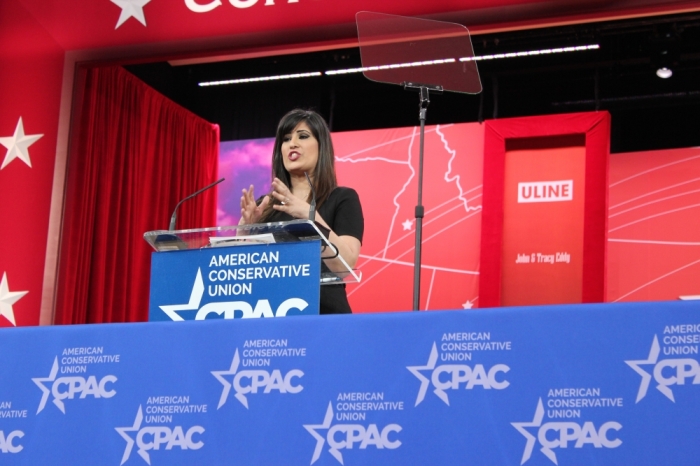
[407,342,510,406]
[304,402,401,465]
[625,331,700,403]
[211,349,303,408]
[512,398,622,465]
[518,180,573,203]
[116,406,204,465]
[159,268,309,320]
[31,357,117,414]
[0,431,23,454]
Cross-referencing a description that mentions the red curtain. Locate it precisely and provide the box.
[54,66,219,324]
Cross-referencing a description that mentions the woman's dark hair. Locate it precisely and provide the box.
[260,109,338,221]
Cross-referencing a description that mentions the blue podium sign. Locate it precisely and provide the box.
[148,241,321,321]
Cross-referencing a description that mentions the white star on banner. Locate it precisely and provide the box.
[402,219,413,231]
[0,117,43,170]
[111,0,152,29]
[462,298,474,309]
[0,272,29,326]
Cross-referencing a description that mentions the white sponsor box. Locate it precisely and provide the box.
[518,180,573,203]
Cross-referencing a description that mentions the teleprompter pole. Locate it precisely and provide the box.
[403,83,443,311]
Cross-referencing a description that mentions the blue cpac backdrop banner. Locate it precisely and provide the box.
[148,241,321,321]
[1,301,699,465]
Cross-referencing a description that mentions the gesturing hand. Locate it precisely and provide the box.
[239,185,269,225]
[270,178,310,220]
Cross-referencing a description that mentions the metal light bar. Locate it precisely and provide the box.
[326,44,600,76]
[326,58,456,76]
[197,44,600,85]
[459,44,599,62]
[199,71,322,87]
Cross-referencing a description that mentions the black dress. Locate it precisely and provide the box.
[265,187,364,314]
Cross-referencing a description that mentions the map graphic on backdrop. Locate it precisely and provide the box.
[608,147,700,302]
[218,123,485,313]
[218,126,700,311]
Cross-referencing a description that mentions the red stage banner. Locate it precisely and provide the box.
[13,0,700,52]
[480,112,610,307]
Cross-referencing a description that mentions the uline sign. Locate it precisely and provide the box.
[185,0,298,13]
[518,180,573,203]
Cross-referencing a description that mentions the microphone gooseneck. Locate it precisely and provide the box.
[305,172,316,222]
[169,178,225,231]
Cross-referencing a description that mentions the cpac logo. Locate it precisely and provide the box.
[0,431,23,454]
[304,402,401,465]
[116,406,204,465]
[31,357,117,414]
[185,0,298,13]
[159,268,308,320]
[512,399,622,465]
[518,180,573,203]
[626,335,700,402]
[407,343,510,406]
[211,349,303,408]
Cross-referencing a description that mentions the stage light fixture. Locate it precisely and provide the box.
[325,44,599,75]
[198,71,322,87]
[656,67,673,79]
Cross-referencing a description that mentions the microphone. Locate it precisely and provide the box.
[169,178,225,231]
[305,172,316,222]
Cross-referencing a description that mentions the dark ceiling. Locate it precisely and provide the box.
[125,12,700,153]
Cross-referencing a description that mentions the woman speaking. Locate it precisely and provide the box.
[238,109,364,315]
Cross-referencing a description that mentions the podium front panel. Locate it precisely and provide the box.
[149,241,321,321]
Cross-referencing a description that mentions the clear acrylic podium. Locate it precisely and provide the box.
[144,220,361,285]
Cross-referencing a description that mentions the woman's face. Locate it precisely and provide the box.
[281,121,319,176]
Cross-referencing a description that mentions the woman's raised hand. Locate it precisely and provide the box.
[270,178,310,220]
[239,184,269,225]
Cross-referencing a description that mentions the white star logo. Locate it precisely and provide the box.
[462,298,474,309]
[401,219,413,231]
[625,335,664,402]
[111,0,152,29]
[407,343,444,406]
[158,268,204,321]
[511,398,547,465]
[303,402,340,465]
[32,357,60,414]
[0,117,43,170]
[211,350,245,408]
[0,272,28,326]
[115,406,145,465]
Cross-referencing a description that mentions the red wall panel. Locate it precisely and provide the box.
[0,3,65,326]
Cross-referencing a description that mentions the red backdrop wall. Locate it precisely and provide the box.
[1,1,697,326]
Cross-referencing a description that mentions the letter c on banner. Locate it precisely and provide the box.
[185,0,223,12]
[229,0,258,8]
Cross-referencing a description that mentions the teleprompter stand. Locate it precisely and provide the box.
[356,12,482,310]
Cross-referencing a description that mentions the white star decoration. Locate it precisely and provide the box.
[159,268,204,321]
[303,402,335,465]
[0,117,43,170]
[0,272,29,326]
[402,219,413,231]
[111,0,152,29]
[462,299,474,309]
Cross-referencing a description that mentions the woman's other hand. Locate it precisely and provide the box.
[239,184,269,225]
